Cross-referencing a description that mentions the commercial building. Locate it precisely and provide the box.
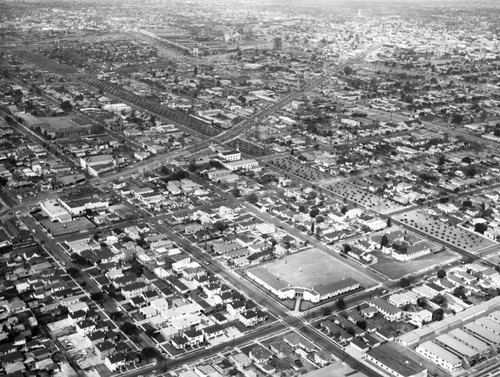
[365,343,427,377]
[207,169,232,181]
[435,334,479,365]
[15,112,47,129]
[247,267,360,303]
[463,322,500,349]
[103,103,131,114]
[40,199,72,222]
[80,154,115,169]
[218,150,241,161]
[392,243,431,261]
[416,341,462,373]
[448,329,490,359]
[222,159,259,171]
[247,249,361,303]
[40,217,96,236]
[488,311,500,324]
[476,317,500,336]
[39,117,94,139]
[58,196,109,217]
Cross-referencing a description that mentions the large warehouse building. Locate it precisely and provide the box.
[246,249,361,303]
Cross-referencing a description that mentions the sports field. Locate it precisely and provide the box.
[264,248,377,288]
[370,249,459,280]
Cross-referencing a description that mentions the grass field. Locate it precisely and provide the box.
[370,249,460,280]
[14,50,77,74]
[264,248,377,289]
[394,210,496,253]
[40,116,79,130]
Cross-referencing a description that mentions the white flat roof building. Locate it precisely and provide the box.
[416,341,462,372]
[435,334,478,362]
[463,322,500,347]
[388,293,415,308]
[448,328,490,357]
[40,199,72,223]
[476,317,500,336]
[488,310,500,324]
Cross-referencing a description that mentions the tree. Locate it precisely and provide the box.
[451,113,463,124]
[386,218,392,227]
[247,193,259,204]
[213,221,228,234]
[270,356,292,372]
[380,235,389,248]
[141,347,158,360]
[110,311,123,320]
[60,100,73,112]
[432,308,444,321]
[343,66,354,76]
[71,253,89,267]
[463,165,478,178]
[91,292,104,304]
[356,320,367,330]
[416,297,426,307]
[433,294,446,305]
[309,208,319,218]
[346,327,356,336]
[399,277,411,288]
[438,154,446,166]
[120,322,137,335]
[437,269,446,279]
[5,115,15,125]
[335,298,346,311]
[231,187,241,197]
[188,160,198,172]
[343,244,351,253]
[462,200,473,208]
[474,222,488,235]
[453,286,467,300]
[193,65,198,76]
[322,307,332,316]
[67,267,80,278]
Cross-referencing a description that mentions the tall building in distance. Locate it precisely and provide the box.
[273,37,282,50]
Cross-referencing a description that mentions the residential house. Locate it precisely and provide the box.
[104,352,126,372]
[249,345,273,364]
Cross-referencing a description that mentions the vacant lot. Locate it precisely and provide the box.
[370,249,459,280]
[326,181,406,214]
[394,210,496,253]
[15,50,78,74]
